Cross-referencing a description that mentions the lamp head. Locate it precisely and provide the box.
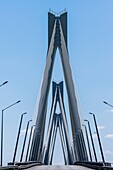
[29,120,32,123]
[89,112,94,115]
[84,119,88,122]
[103,101,108,104]
[3,81,8,85]
[17,100,21,103]
[23,112,27,115]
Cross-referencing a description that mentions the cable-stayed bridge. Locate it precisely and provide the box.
[0,11,113,170]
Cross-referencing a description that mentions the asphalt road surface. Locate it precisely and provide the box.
[23,165,95,170]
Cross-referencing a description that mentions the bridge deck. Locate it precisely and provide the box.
[21,165,95,170]
[1,163,113,170]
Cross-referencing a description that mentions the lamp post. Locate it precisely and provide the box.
[0,81,8,88]
[25,125,35,161]
[20,119,32,162]
[82,124,92,161]
[12,112,27,163]
[1,100,21,166]
[89,112,105,164]
[103,101,113,108]
[84,119,97,162]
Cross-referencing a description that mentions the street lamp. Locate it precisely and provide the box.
[1,100,21,166]
[89,112,105,164]
[20,119,32,162]
[0,81,8,88]
[25,125,35,161]
[82,124,92,161]
[84,119,97,162]
[103,101,113,108]
[12,112,27,163]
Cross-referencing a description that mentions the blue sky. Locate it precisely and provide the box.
[0,0,113,165]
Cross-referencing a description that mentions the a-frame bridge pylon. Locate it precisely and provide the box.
[29,11,88,163]
[43,81,73,165]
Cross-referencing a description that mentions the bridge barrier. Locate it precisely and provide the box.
[74,161,113,170]
[0,161,44,170]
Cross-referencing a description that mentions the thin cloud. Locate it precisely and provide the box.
[20,128,30,136]
[105,150,113,155]
[97,125,105,130]
[105,134,113,138]
[6,152,12,156]
[92,133,97,139]
[20,129,26,135]
[106,109,113,113]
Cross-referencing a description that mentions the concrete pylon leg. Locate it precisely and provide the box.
[59,116,68,165]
